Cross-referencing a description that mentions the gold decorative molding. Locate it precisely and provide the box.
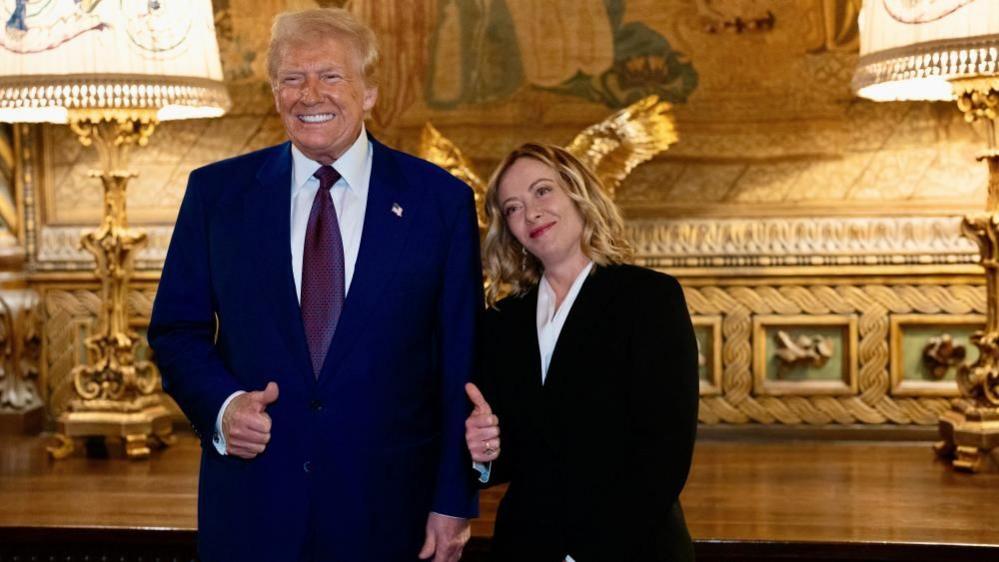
[0,290,41,412]
[686,282,986,426]
[35,225,172,270]
[26,216,982,274]
[630,216,978,269]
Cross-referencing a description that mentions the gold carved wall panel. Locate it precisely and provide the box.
[685,281,986,425]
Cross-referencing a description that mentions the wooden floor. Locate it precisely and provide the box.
[2,432,999,561]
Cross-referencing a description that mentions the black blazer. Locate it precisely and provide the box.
[478,264,699,562]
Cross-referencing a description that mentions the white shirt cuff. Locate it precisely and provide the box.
[212,390,245,455]
[472,461,491,484]
[429,511,467,520]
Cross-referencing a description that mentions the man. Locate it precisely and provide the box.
[148,8,480,562]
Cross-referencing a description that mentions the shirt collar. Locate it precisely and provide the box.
[538,260,594,320]
[290,126,370,195]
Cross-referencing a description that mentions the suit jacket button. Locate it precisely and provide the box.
[303,461,313,473]
[310,399,323,411]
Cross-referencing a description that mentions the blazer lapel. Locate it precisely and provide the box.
[514,287,543,390]
[543,266,617,389]
[499,288,546,410]
[318,139,416,385]
[250,142,314,382]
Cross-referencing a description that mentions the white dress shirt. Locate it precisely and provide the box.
[212,128,373,455]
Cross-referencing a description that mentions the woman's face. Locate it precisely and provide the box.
[497,157,586,271]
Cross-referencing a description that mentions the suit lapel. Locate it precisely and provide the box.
[250,142,314,381]
[513,287,543,389]
[500,288,546,410]
[318,139,416,385]
[543,266,617,389]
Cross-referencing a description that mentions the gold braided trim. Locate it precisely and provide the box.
[687,283,987,425]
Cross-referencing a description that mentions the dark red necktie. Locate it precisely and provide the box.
[301,165,345,378]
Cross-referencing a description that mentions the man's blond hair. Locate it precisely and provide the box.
[267,8,380,87]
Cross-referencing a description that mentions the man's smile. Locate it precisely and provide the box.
[298,113,334,123]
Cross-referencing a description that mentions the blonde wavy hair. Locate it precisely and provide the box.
[482,143,633,307]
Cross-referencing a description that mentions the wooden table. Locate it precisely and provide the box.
[2,432,998,561]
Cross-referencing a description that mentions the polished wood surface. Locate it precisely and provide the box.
[2,432,999,558]
[0,433,198,531]
[686,441,999,545]
[477,440,999,546]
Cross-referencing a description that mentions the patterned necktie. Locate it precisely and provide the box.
[301,165,345,378]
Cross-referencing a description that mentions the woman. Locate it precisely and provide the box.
[465,143,699,561]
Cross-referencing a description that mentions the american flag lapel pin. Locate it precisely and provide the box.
[391,203,403,217]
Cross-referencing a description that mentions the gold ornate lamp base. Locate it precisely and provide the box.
[49,398,175,459]
[47,114,173,460]
[934,210,999,473]
[934,83,999,472]
[936,399,999,472]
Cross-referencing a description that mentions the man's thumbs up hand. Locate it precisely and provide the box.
[248,381,279,412]
[222,382,279,459]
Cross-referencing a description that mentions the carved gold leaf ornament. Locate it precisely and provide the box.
[923,333,967,380]
[0,293,42,411]
[774,329,835,376]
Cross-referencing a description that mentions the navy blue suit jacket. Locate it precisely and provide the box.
[148,139,481,562]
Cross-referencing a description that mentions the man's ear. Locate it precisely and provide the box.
[363,86,378,113]
[271,82,281,112]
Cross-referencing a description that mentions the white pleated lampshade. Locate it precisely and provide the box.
[853,0,999,102]
[0,0,230,123]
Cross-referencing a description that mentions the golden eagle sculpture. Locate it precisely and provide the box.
[418,95,678,225]
[565,95,678,199]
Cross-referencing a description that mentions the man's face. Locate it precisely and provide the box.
[272,35,378,164]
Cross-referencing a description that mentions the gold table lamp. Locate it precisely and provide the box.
[854,0,999,472]
[0,1,230,458]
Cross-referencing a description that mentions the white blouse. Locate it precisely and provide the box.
[536,261,594,384]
